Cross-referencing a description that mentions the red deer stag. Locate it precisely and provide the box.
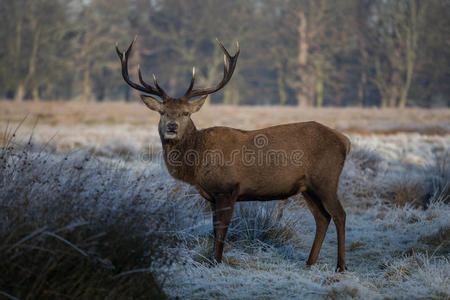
[116,37,351,272]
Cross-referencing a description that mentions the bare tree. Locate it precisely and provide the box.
[0,0,447,106]
[372,0,428,108]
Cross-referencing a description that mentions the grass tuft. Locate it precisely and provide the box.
[227,200,300,248]
[0,127,180,299]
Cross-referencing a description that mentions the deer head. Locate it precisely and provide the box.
[116,37,239,141]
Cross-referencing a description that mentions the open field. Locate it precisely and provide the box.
[2,101,450,134]
[1,101,449,299]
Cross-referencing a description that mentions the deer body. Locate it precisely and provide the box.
[117,38,350,272]
[163,122,349,202]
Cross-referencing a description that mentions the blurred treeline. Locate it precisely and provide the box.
[0,0,449,107]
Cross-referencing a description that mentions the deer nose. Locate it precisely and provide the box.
[167,122,178,131]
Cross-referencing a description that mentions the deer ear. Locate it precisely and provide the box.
[140,95,162,112]
[189,95,208,113]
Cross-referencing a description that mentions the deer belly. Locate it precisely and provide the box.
[197,166,307,200]
[238,176,306,201]
[238,188,301,201]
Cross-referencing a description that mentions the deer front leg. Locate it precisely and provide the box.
[212,187,239,263]
[210,202,217,240]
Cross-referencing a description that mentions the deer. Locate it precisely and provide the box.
[116,37,351,272]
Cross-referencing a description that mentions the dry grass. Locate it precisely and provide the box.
[1,100,449,135]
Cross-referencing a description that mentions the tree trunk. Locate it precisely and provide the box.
[223,87,239,105]
[14,2,41,102]
[357,72,366,107]
[398,66,413,108]
[25,26,41,102]
[315,78,323,107]
[296,93,309,107]
[297,11,310,107]
[32,87,40,102]
[15,83,25,102]
[389,72,402,107]
[388,78,400,108]
[79,7,94,103]
[315,61,323,107]
[298,11,308,66]
[82,65,91,103]
[357,33,368,107]
[380,97,387,108]
[14,14,23,102]
[398,0,419,108]
[388,90,398,108]
[277,67,287,105]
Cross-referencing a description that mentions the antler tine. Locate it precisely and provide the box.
[223,54,227,71]
[115,42,123,59]
[223,40,240,75]
[183,39,240,100]
[183,67,196,97]
[125,35,138,58]
[139,66,167,98]
[216,38,231,59]
[137,65,147,87]
[116,37,167,99]
[152,74,167,97]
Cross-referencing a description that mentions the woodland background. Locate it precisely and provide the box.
[1,0,449,107]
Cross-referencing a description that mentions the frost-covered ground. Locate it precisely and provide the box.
[1,103,449,299]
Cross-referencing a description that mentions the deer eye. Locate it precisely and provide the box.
[182,112,189,116]
[159,110,165,115]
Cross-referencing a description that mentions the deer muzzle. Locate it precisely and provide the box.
[164,122,178,139]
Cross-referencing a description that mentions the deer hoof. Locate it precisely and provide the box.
[335,264,347,272]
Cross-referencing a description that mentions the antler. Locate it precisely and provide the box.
[183,39,240,100]
[116,36,167,99]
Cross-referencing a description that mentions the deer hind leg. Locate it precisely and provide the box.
[314,187,347,272]
[212,186,239,263]
[302,191,331,267]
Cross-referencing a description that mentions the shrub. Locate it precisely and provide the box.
[0,126,180,299]
[340,146,449,209]
[388,152,450,208]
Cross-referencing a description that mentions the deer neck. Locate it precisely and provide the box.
[160,119,198,184]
